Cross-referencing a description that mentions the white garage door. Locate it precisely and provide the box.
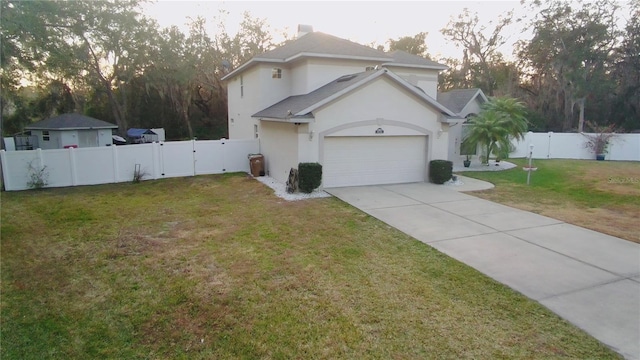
[323,136,427,188]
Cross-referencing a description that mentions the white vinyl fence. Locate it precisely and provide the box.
[511,132,640,161]
[1,139,259,191]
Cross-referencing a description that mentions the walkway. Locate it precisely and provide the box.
[326,177,640,360]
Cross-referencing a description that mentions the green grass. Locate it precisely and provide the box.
[458,159,640,242]
[1,174,622,359]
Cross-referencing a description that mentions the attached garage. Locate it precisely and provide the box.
[322,135,428,188]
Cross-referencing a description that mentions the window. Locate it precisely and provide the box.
[240,76,244,98]
[460,124,477,155]
[42,131,50,141]
[272,68,282,79]
[254,124,259,139]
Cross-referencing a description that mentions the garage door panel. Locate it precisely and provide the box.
[323,136,427,187]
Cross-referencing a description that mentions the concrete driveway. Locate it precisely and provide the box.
[326,177,640,360]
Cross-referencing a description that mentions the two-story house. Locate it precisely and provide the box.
[222,26,463,188]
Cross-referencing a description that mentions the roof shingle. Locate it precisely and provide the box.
[253,71,378,119]
[25,113,117,130]
[437,89,486,114]
[258,32,391,61]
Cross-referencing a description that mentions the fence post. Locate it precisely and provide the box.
[36,148,44,170]
[220,138,226,173]
[69,147,78,186]
[151,142,159,179]
[0,150,9,191]
[192,139,197,176]
[112,144,119,183]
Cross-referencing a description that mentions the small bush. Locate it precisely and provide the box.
[429,160,453,184]
[27,160,49,189]
[298,162,322,193]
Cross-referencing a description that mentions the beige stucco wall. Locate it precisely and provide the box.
[227,67,261,140]
[291,58,381,95]
[255,74,450,185]
[385,67,440,99]
[448,97,484,164]
[313,76,449,163]
[259,121,301,183]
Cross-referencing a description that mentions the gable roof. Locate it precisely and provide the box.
[437,88,488,114]
[253,68,459,122]
[222,32,448,81]
[259,32,391,62]
[25,113,118,130]
[222,32,390,81]
[384,50,448,70]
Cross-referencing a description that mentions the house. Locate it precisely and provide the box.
[437,88,488,162]
[24,113,117,150]
[222,26,464,188]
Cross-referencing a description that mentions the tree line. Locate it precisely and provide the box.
[438,0,639,132]
[1,0,638,142]
[1,0,276,140]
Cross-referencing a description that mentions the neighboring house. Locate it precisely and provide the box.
[222,26,463,188]
[437,88,488,162]
[24,113,117,150]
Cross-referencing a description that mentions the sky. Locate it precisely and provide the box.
[143,0,531,61]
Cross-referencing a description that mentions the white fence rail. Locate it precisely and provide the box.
[511,132,640,161]
[1,139,260,191]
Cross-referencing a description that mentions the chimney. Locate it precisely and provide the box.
[297,24,313,38]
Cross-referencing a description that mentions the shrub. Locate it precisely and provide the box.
[429,160,452,184]
[298,162,322,193]
[27,160,49,189]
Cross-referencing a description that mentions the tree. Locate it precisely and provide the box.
[214,11,275,69]
[147,26,198,138]
[1,0,158,135]
[387,32,429,57]
[610,0,640,131]
[441,8,514,95]
[518,0,619,131]
[464,97,529,164]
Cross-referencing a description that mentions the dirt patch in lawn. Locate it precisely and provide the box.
[465,160,640,243]
[582,165,640,197]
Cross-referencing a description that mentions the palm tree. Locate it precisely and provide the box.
[464,97,528,164]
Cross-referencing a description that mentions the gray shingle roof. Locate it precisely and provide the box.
[25,113,118,130]
[253,71,378,119]
[437,89,486,114]
[222,32,448,81]
[258,32,391,61]
[385,50,448,69]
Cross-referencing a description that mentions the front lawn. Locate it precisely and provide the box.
[458,159,640,243]
[1,174,621,359]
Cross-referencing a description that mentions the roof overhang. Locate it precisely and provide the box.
[383,63,448,71]
[25,126,117,130]
[287,52,390,63]
[221,53,391,81]
[255,117,313,124]
[440,115,465,124]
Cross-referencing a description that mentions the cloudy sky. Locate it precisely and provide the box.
[144,1,530,60]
